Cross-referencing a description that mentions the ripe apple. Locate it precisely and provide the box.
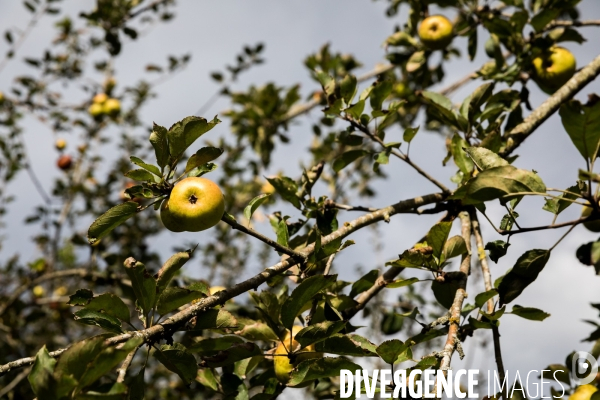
[160,177,225,232]
[88,103,104,118]
[93,93,108,104]
[570,384,597,400]
[582,204,600,232]
[57,154,73,170]
[103,98,121,116]
[532,46,576,94]
[33,285,45,297]
[274,325,321,384]
[55,138,67,151]
[418,15,453,50]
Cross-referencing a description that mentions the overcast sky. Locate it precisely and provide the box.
[1,0,600,395]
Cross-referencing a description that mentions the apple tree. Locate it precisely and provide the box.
[1,0,600,399]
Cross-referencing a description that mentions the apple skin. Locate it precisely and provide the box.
[582,205,600,232]
[55,138,67,151]
[274,325,322,384]
[160,177,225,232]
[532,47,576,94]
[418,15,453,50]
[569,384,597,400]
[93,93,108,104]
[57,155,73,170]
[103,98,121,116]
[88,103,104,118]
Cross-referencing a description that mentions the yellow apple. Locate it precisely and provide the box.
[569,384,597,400]
[93,93,108,104]
[532,47,576,94]
[418,15,453,50]
[88,103,104,118]
[160,177,225,232]
[55,138,67,151]
[103,98,121,116]
[274,325,321,384]
[33,285,45,297]
[582,204,600,232]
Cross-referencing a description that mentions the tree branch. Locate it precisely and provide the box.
[471,211,494,314]
[545,19,600,30]
[116,346,139,383]
[221,214,306,260]
[439,211,472,370]
[501,53,600,157]
[0,192,446,376]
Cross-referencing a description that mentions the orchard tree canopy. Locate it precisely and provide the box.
[1,0,600,399]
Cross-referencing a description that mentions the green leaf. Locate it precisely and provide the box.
[157,287,205,315]
[54,334,112,397]
[386,277,419,289]
[288,357,362,387]
[128,368,146,400]
[203,342,262,368]
[73,309,123,333]
[431,271,465,309]
[386,31,418,47]
[275,219,289,248]
[266,176,301,209]
[475,289,498,308]
[381,312,404,335]
[542,182,585,215]
[244,194,271,224]
[87,202,139,245]
[426,221,453,262]
[333,150,369,173]
[190,309,238,331]
[189,336,245,354]
[403,126,419,143]
[154,343,198,384]
[29,345,58,399]
[167,116,221,162]
[531,8,560,32]
[340,74,357,104]
[464,147,509,171]
[185,147,224,173]
[509,305,550,321]
[294,321,346,348]
[129,156,161,176]
[345,100,365,120]
[150,123,169,169]
[406,51,426,73]
[156,250,193,296]
[376,339,408,364]
[124,169,157,183]
[196,368,219,391]
[234,321,278,341]
[315,334,378,357]
[485,240,511,263]
[85,293,130,324]
[451,134,474,176]
[370,81,393,111]
[122,258,156,316]
[450,165,546,205]
[559,99,600,161]
[442,235,468,260]
[187,162,217,177]
[498,249,551,305]
[69,289,94,306]
[280,275,337,329]
[350,269,379,298]
[77,337,142,390]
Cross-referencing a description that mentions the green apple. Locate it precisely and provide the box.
[582,204,600,232]
[160,177,225,232]
[274,326,321,384]
[418,15,453,50]
[532,46,576,94]
[570,384,597,400]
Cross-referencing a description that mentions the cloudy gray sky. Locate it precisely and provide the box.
[1,0,600,395]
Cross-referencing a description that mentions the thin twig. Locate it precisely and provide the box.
[492,325,507,399]
[221,214,306,260]
[0,192,446,376]
[0,366,31,397]
[0,269,130,318]
[470,211,494,314]
[116,346,139,383]
[544,19,600,31]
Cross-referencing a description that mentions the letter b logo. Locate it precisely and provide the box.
[570,351,598,386]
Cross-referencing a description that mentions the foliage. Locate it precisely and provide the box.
[1,0,600,398]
